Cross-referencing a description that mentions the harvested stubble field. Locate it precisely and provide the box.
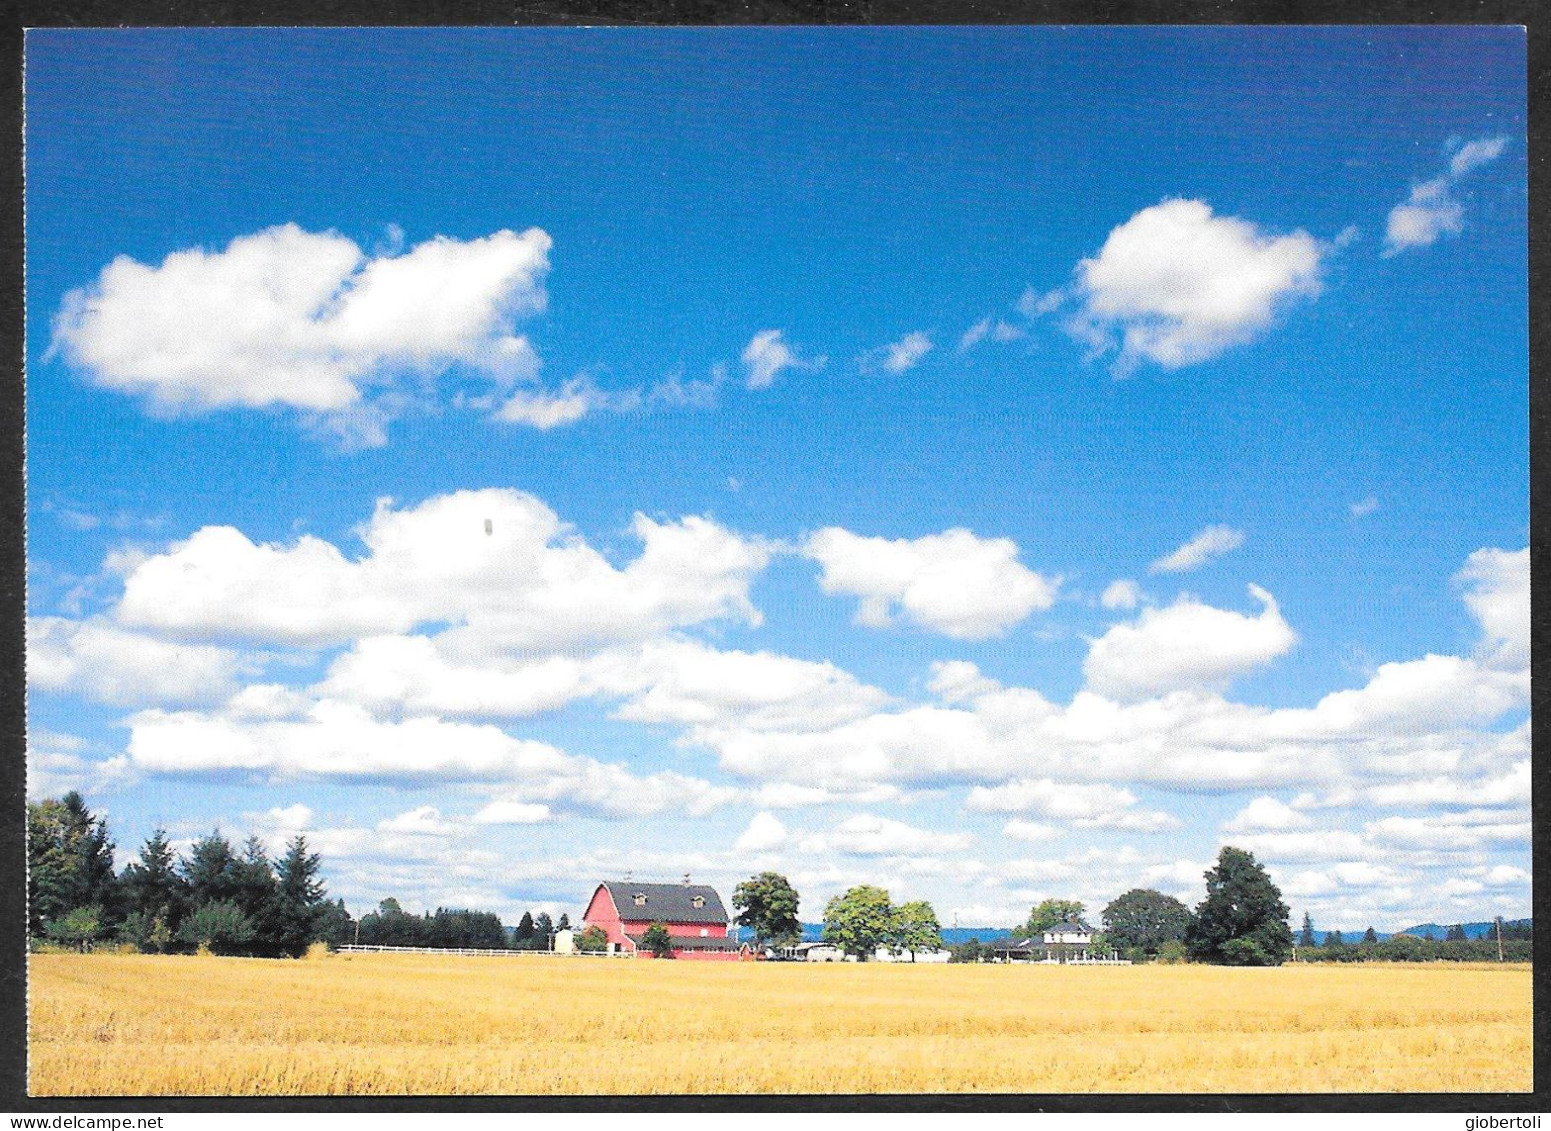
[29,952,1531,1095]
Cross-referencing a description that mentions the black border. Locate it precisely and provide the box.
[2,0,1544,1114]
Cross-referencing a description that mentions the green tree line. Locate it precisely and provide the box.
[28,791,562,958]
[29,791,344,957]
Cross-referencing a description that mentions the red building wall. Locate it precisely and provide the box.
[581,884,739,959]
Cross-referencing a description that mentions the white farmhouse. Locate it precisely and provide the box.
[1042,918,1094,946]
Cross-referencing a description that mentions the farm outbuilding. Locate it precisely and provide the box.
[581,880,745,960]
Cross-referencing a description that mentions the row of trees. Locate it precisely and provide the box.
[820,885,944,961]
[28,791,560,958]
[355,899,570,950]
[730,871,945,961]
[949,847,1295,966]
[29,792,342,957]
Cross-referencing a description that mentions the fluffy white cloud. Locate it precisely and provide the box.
[376,806,466,837]
[1364,761,1529,809]
[741,330,823,389]
[471,800,553,825]
[1061,199,1324,374]
[317,635,590,719]
[1149,525,1244,574]
[126,698,576,780]
[494,381,602,429]
[1223,830,1366,862]
[865,331,933,374]
[115,489,769,650]
[1100,579,1142,609]
[51,224,550,444]
[600,638,890,734]
[800,813,972,857]
[803,526,1057,639]
[1455,547,1528,670]
[734,811,789,852]
[1384,179,1463,254]
[1082,585,1295,701]
[1223,796,1311,834]
[966,777,1137,819]
[1384,136,1509,256]
[26,729,134,800]
[125,694,738,819]
[1364,808,1530,851]
[926,660,1002,704]
[1002,819,1061,842]
[1350,496,1380,518]
[28,616,247,705]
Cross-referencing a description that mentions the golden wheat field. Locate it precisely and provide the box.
[28,952,1531,1095]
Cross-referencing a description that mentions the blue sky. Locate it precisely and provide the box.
[25,27,1527,931]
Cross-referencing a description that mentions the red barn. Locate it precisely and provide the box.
[582,880,745,960]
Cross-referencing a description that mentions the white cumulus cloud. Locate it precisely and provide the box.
[1061,199,1324,375]
[803,526,1057,639]
[114,489,770,651]
[735,811,790,852]
[50,224,550,445]
[27,616,247,706]
[1082,584,1296,701]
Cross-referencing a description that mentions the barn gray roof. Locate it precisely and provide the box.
[603,881,729,924]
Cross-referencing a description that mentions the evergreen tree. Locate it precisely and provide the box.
[119,828,189,951]
[1323,929,1344,948]
[231,837,280,952]
[1362,926,1379,945]
[533,912,554,949]
[271,836,326,957]
[1299,912,1316,948]
[1445,923,1467,942]
[514,911,535,949]
[28,792,119,937]
[1185,846,1294,965]
[119,827,188,945]
[182,830,240,908]
[313,899,355,950]
[556,912,571,932]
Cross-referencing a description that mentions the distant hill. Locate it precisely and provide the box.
[1392,918,1531,941]
[1307,919,1531,945]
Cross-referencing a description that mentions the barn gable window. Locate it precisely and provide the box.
[633,893,647,906]
[691,896,705,909]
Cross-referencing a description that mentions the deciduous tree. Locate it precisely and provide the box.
[891,900,943,961]
[1102,889,1194,955]
[822,885,893,961]
[1184,846,1293,965]
[1021,898,1086,936]
[642,922,675,958]
[733,872,802,950]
